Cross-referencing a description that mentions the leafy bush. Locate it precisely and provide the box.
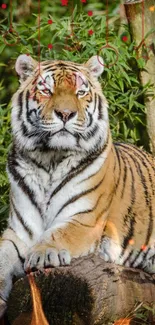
[0,80,11,232]
[0,0,150,233]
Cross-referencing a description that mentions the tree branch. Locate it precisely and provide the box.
[7,255,155,325]
[124,0,155,154]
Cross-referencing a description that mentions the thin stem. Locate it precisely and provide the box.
[10,0,12,28]
[105,0,109,44]
[142,0,145,45]
[70,0,74,35]
[38,0,41,72]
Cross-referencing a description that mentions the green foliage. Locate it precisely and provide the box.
[0,0,151,232]
[107,303,155,324]
[0,82,11,233]
[134,303,155,324]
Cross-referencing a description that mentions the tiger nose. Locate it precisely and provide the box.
[54,109,76,122]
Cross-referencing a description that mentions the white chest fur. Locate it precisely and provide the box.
[8,148,107,246]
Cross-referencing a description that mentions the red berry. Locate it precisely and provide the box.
[88,30,94,36]
[122,36,128,42]
[88,11,93,16]
[1,3,7,9]
[61,0,68,6]
[48,44,53,49]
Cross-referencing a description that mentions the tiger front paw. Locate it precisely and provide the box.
[24,247,71,272]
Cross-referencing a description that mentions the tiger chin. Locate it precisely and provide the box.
[0,54,155,317]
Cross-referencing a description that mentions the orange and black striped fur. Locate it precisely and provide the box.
[0,54,155,316]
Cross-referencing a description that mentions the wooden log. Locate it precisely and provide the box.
[124,0,155,154]
[6,255,155,325]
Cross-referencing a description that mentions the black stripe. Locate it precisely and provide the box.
[122,213,136,253]
[72,193,103,217]
[119,151,135,208]
[93,93,97,114]
[45,67,80,73]
[116,142,155,172]
[115,142,155,195]
[21,121,29,136]
[21,121,36,138]
[11,199,33,239]
[46,64,80,71]
[114,145,121,191]
[56,62,83,68]
[116,143,152,203]
[54,62,82,67]
[78,157,106,184]
[88,80,94,88]
[26,156,49,173]
[148,253,155,265]
[117,150,136,255]
[98,191,114,222]
[54,175,105,220]
[42,66,94,87]
[72,219,94,228]
[98,95,103,120]
[42,66,56,71]
[54,63,71,68]
[130,149,153,243]
[7,147,42,216]
[100,193,117,250]
[94,136,108,160]
[136,247,151,269]
[25,90,41,126]
[64,67,83,73]
[87,112,93,128]
[144,247,151,260]
[123,249,134,266]
[73,176,114,222]
[112,146,117,174]
[26,90,36,126]
[85,124,99,140]
[18,91,24,119]
[47,144,108,205]
[130,249,143,268]
[41,60,82,68]
[117,145,153,247]
[119,150,128,199]
[3,239,25,264]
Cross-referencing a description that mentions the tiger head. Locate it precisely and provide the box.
[12,55,109,153]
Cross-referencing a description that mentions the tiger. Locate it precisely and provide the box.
[0,54,155,317]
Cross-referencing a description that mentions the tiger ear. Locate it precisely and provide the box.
[85,55,104,78]
[15,54,38,82]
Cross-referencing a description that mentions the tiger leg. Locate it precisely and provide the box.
[24,216,105,271]
[99,236,123,265]
[133,244,155,274]
[0,228,28,317]
[99,236,155,274]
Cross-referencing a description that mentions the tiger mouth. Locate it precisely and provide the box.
[52,128,74,137]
